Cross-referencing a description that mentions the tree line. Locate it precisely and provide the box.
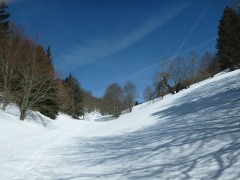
[143,52,219,101]
[0,1,138,120]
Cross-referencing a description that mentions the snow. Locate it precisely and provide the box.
[0,70,240,179]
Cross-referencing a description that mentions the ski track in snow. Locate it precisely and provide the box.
[1,70,240,180]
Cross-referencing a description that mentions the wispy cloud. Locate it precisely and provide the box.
[60,3,189,67]
[174,0,212,56]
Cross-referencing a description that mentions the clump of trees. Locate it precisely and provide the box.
[0,2,85,120]
[100,81,137,118]
[143,51,220,102]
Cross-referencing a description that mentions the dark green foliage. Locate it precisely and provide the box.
[0,1,10,36]
[64,74,84,119]
[36,81,60,120]
[216,7,240,70]
[46,46,54,68]
[34,47,59,119]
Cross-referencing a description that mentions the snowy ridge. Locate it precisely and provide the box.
[0,70,240,179]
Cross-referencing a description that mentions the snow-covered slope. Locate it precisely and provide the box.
[0,70,240,179]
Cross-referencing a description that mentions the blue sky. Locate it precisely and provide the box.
[7,0,227,101]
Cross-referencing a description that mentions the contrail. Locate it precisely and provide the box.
[123,36,217,80]
[174,0,212,56]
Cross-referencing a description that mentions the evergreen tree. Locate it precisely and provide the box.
[0,1,10,36]
[216,7,240,70]
[36,46,59,119]
[46,46,53,66]
[64,74,84,119]
[37,83,59,119]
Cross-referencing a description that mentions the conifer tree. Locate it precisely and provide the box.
[46,46,53,66]
[0,1,10,36]
[35,45,59,119]
[216,7,240,70]
[64,74,84,119]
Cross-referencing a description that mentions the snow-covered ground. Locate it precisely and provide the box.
[0,70,240,180]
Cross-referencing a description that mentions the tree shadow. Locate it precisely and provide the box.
[94,116,115,122]
[25,75,240,179]
[26,112,57,129]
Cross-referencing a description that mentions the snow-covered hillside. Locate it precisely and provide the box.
[1,70,240,179]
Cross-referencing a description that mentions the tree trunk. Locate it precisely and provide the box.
[2,92,8,111]
[20,109,26,121]
[2,100,7,111]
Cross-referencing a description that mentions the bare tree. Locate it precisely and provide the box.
[169,56,188,93]
[123,81,137,112]
[83,90,100,113]
[13,40,57,120]
[0,24,23,110]
[155,62,173,97]
[197,51,213,80]
[143,86,154,102]
[103,83,124,118]
[188,52,198,84]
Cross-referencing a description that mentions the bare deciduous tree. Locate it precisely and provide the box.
[103,83,124,118]
[143,86,154,102]
[169,56,188,93]
[188,52,198,84]
[13,40,57,120]
[0,24,23,110]
[123,81,137,112]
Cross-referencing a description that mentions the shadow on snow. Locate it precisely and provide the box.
[29,76,240,179]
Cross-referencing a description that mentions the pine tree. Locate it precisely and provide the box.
[37,83,59,119]
[64,74,84,119]
[46,46,53,66]
[36,45,59,119]
[216,7,240,70]
[0,1,10,36]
